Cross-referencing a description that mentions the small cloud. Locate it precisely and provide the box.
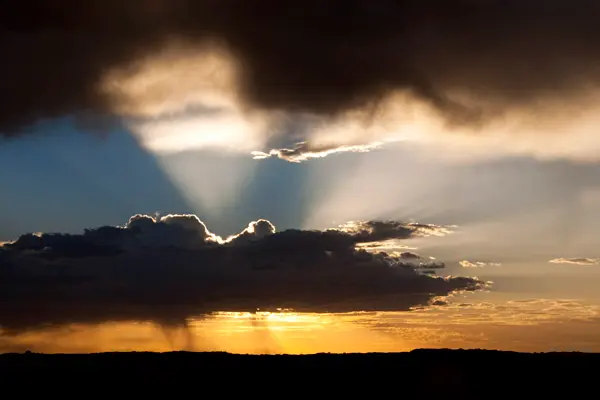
[335,220,453,242]
[549,257,600,266]
[459,260,502,268]
[399,252,421,260]
[355,241,414,252]
[252,141,383,163]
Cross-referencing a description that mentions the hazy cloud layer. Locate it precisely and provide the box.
[3,0,600,160]
[549,258,600,266]
[0,214,484,333]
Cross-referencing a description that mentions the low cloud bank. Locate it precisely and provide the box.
[0,215,485,333]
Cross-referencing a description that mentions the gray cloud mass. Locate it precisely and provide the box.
[0,214,485,333]
[2,1,600,139]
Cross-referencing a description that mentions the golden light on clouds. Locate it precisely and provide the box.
[135,111,269,154]
[100,41,239,118]
[100,41,278,154]
[92,38,600,164]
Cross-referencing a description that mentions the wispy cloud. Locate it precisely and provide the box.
[459,260,502,269]
[549,258,600,266]
[252,141,383,163]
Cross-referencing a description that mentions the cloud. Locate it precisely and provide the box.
[400,252,421,260]
[0,214,485,333]
[252,141,384,163]
[549,258,600,266]
[355,242,415,255]
[126,213,223,247]
[336,220,453,242]
[3,0,600,162]
[459,260,502,269]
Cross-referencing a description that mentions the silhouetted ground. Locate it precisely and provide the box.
[0,349,597,396]
[1,349,598,383]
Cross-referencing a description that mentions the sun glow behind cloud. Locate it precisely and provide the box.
[134,109,269,154]
[95,38,600,166]
[4,296,600,354]
[102,40,281,155]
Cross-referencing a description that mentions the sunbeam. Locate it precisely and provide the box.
[301,141,600,272]
[153,151,259,224]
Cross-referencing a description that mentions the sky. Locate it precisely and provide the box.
[2,0,600,353]
[3,115,600,353]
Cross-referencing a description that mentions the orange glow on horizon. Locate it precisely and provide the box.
[2,297,600,354]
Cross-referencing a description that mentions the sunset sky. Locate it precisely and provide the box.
[2,0,600,353]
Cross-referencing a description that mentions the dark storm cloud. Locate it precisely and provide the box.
[2,0,600,137]
[0,214,484,333]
